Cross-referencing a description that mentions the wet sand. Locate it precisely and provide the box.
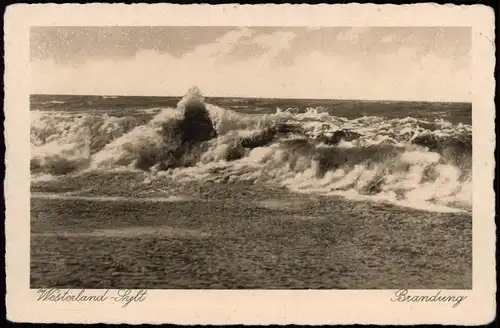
[31,179,472,289]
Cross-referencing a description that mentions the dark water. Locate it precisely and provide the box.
[30,93,473,289]
[31,92,472,209]
[31,189,472,289]
[31,94,472,124]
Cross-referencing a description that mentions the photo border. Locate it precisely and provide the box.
[4,3,496,324]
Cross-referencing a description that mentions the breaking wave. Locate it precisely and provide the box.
[31,87,472,212]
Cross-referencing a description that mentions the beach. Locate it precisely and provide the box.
[31,172,471,289]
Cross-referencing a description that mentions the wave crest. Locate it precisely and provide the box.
[31,89,472,211]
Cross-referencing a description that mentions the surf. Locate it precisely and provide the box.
[31,87,472,212]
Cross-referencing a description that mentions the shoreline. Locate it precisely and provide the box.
[31,185,472,289]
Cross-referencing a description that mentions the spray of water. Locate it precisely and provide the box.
[31,87,472,211]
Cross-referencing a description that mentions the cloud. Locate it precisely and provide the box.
[367,47,470,102]
[184,27,254,59]
[240,31,297,68]
[337,27,371,44]
[251,31,296,52]
[380,34,395,43]
[31,28,470,102]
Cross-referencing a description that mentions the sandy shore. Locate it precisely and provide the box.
[31,176,472,289]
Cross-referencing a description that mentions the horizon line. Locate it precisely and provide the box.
[29,93,472,104]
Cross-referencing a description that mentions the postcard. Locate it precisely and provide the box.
[4,3,496,324]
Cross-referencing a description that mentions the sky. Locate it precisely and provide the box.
[30,26,471,101]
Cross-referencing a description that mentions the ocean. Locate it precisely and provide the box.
[30,91,472,289]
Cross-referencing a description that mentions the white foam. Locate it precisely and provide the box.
[31,193,190,203]
[33,226,210,238]
[30,93,471,213]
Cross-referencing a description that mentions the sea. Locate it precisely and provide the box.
[31,91,472,213]
[30,90,473,288]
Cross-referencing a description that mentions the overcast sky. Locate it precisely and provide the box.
[30,26,471,101]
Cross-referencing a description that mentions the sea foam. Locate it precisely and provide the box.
[31,88,472,212]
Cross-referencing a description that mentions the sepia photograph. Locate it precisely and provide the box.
[4,3,495,325]
[30,25,473,289]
